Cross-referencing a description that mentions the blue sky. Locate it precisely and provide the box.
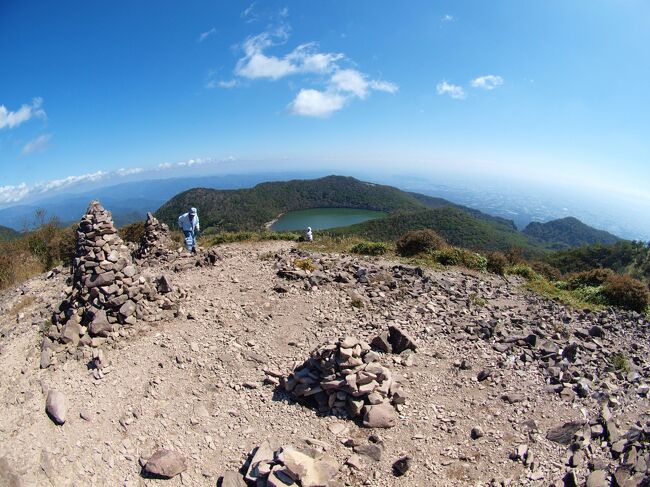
[1,0,649,209]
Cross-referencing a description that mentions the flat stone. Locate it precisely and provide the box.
[220,471,246,487]
[278,446,338,487]
[353,444,382,462]
[245,440,274,482]
[46,390,66,425]
[586,470,609,487]
[362,402,398,429]
[143,450,186,478]
[546,421,585,445]
[85,271,115,288]
[502,393,525,404]
[370,332,391,353]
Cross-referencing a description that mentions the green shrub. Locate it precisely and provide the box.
[433,247,487,271]
[508,264,539,280]
[119,221,146,244]
[601,274,649,312]
[567,268,615,289]
[294,257,317,272]
[395,229,446,257]
[350,298,364,308]
[611,353,630,373]
[572,285,607,305]
[530,261,562,281]
[505,247,525,265]
[486,252,508,275]
[350,241,388,256]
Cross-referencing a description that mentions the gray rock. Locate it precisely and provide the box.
[88,309,113,337]
[353,444,382,462]
[156,275,173,293]
[362,402,398,429]
[245,440,274,482]
[546,421,585,445]
[388,325,417,353]
[392,456,412,477]
[46,390,66,425]
[586,470,608,487]
[119,300,136,318]
[143,449,186,478]
[220,471,246,487]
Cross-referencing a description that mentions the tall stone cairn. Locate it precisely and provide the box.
[53,201,157,345]
[136,212,173,259]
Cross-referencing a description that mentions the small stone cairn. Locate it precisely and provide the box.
[50,201,160,348]
[136,212,173,260]
[283,336,405,428]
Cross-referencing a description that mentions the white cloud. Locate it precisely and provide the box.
[436,81,466,99]
[231,27,398,117]
[471,75,504,90]
[234,30,343,81]
[0,97,46,130]
[215,79,239,88]
[116,167,144,176]
[288,89,346,117]
[197,27,216,43]
[441,14,455,22]
[22,134,52,155]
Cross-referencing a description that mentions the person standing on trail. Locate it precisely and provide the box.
[178,207,200,253]
[304,226,313,242]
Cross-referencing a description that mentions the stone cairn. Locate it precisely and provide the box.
[50,201,160,349]
[283,336,406,428]
[136,212,173,260]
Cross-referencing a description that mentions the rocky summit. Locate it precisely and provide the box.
[0,238,649,486]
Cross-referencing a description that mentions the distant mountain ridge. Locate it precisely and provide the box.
[523,216,621,249]
[0,225,19,240]
[155,175,515,233]
[156,175,621,253]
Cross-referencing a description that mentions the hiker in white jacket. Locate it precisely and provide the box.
[178,207,200,253]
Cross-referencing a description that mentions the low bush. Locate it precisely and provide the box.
[601,274,649,312]
[294,257,317,272]
[567,268,615,289]
[350,241,388,256]
[530,261,562,281]
[505,247,525,265]
[433,247,487,272]
[507,264,539,280]
[119,221,145,244]
[571,285,607,306]
[395,229,446,257]
[486,252,508,275]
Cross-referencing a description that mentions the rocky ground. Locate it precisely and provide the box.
[0,240,648,487]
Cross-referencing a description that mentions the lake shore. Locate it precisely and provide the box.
[264,212,284,230]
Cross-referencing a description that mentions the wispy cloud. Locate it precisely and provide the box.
[441,14,455,23]
[0,171,107,204]
[471,75,504,90]
[241,1,258,23]
[22,133,52,155]
[228,26,397,117]
[116,167,144,176]
[0,156,239,205]
[436,81,466,99]
[197,27,217,43]
[0,97,46,130]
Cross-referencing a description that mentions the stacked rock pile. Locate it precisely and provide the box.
[136,212,174,260]
[223,440,341,487]
[47,201,164,350]
[283,336,405,428]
